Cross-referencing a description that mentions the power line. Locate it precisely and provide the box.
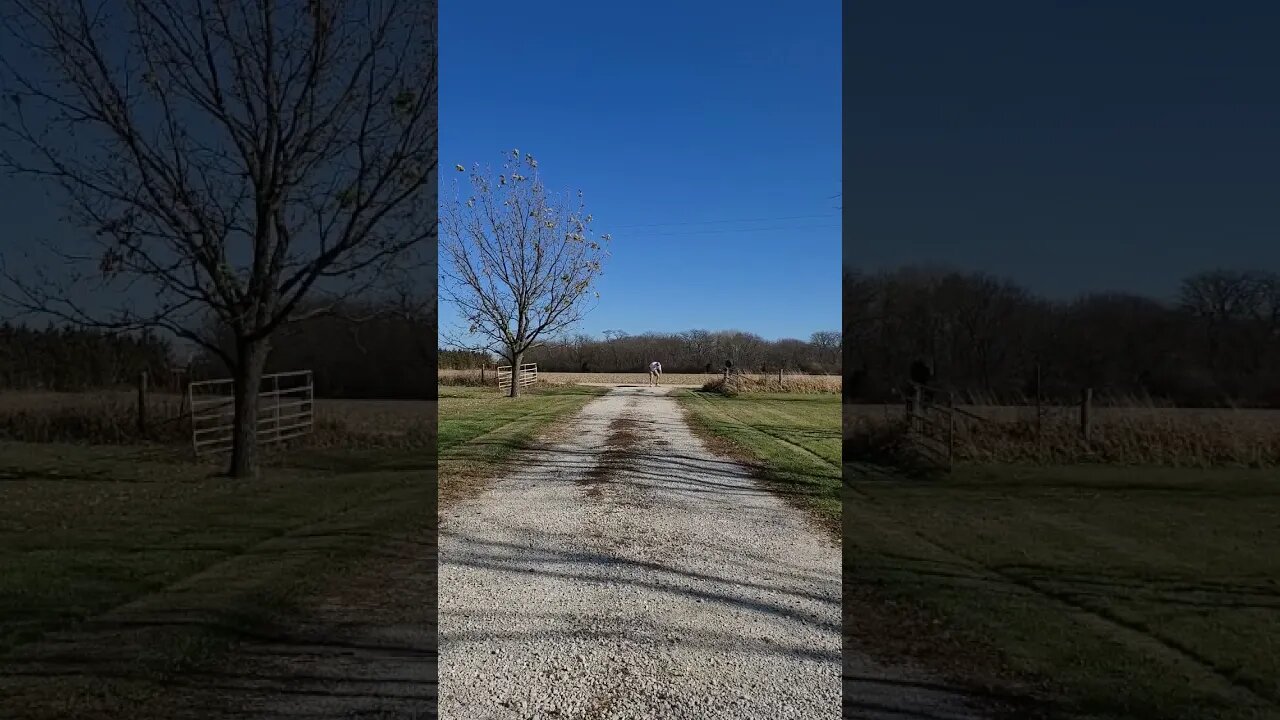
[607,213,838,230]
[615,222,840,238]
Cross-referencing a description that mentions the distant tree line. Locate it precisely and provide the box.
[2,302,436,399]
[845,266,1280,407]
[0,323,173,391]
[440,349,495,369]
[191,300,436,399]
[452,329,842,375]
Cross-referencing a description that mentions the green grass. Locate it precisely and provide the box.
[438,384,607,502]
[0,441,432,718]
[678,391,840,533]
[845,462,1280,720]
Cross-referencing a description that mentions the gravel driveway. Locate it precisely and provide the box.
[438,386,841,719]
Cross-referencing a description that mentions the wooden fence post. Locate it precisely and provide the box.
[481,365,486,385]
[1035,363,1042,443]
[778,367,783,384]
[273,374,282,442]
[175,368,187,416]
[137,371,149,436]
[947,391,955,468]
[911,385,923,432]
[1080,387,1092,443]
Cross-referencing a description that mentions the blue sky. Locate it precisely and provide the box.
[847,2,1280,301]
[440,1,841,342]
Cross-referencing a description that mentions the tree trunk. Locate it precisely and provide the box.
[508,351,522,398]
[228,338,271,478]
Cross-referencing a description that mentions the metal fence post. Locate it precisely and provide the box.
[273,373,281,443]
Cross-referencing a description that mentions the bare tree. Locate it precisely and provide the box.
[0,0,437,476]
[440,152,609,396]
[1179,270,1256,377]
[602,328,628,370]
[809,330,841,369]
[842,267,881,378]
[679,329,713,371]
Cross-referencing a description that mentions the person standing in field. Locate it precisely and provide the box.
[649,361,662,386]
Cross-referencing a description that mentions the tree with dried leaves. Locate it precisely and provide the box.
[0,0,437,476]
[441,152,609,397]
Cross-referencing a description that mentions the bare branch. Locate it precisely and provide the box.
[440,152,609,380]
[0,0,436,355]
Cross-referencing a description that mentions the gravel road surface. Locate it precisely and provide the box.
[438,386,841,719]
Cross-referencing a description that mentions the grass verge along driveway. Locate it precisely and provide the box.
[678,390,840,535]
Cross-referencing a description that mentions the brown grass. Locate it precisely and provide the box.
[437,369,491,387]
[700,374,841,396]
[0,391,434,449]
[844,403,1280,468]
[439,369,843,390]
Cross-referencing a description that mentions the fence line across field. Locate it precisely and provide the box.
[496,363,538,390]
[903,381,1104,471]
[187,369,315,456]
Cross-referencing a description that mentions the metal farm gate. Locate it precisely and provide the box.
[905,382,955,471]
[496,363,538,391]
[188,370,315,456]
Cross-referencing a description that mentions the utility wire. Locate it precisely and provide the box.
[608,213,838,230]
[615,223,840,238]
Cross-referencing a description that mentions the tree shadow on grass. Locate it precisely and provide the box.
[844,543,1280,719]
[280,449,437,475]
[0,495,436,720]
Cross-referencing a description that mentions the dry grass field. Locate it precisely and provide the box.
[846,402,1280,467]
[0,389,433,447]
[440,368,842,390]
[847,401,1280,424]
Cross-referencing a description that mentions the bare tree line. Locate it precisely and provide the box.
[0,297,435,399]
[439,349,492,370]
[845,265,1280,407]
[0,323,172,391]
[444,329,843,375]
[189,297,435,399]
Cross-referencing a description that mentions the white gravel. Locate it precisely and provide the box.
[439,386,841,719]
